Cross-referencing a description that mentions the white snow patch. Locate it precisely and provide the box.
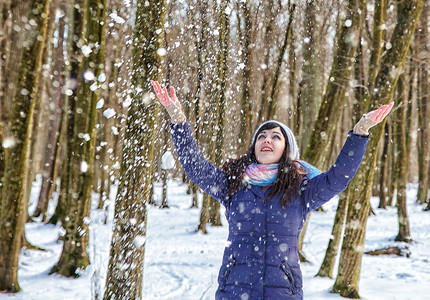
[9,181,430,300]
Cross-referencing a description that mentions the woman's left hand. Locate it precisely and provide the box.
[353,101,394,136]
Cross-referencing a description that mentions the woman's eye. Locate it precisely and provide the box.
[258,135,266,140]
[273,135,281,140]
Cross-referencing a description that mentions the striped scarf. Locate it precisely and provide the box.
[243,161,321,187]
[243,163,279,186]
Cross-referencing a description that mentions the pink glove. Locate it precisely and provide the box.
[353,101,394,136]
[151,80,186,124]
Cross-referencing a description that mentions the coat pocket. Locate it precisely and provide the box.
[219,257,236,291]
[280,261,296,294]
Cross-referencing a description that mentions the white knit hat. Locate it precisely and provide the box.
[252,120,300,161]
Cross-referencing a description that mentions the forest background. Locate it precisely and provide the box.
[0,0,428,299]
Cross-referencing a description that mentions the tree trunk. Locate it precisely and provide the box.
[197,0,230,232]
[26,0,58,216]
[209,199,221,226]
[288,28,298,130]
[47,0,85,227]
[298,214,310,263]
[387,118,397,207]
[33,4,66,221]
[212,0,230,227]
[302,0,365,168]
[378,123,390,208]
[1,1,28,123]
[315,103,350,275]
[416,3,429,205]
[0,0,50,292]
[237,0,254,153]
[255,0,276,126]
[266,4,295,121]
[368,0,386,91]
[197,193,210,234]
[0,0,10,111]
[190,184,198,208]
[47,89,69,225]
[97,2,127,218]
[51,0,107,277]
[159,13,174,209]
[298,0,323,150]
[394,76,412,242]
[353,25,367,125]
[186,0,208,209]
[299,0,366,263]
[316,190,348,278]
[332,1,424,297]
[97,115,110,210]
[103,0,165,297]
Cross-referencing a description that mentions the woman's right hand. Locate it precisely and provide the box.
[151,80,186,124]
[353,101,394,136]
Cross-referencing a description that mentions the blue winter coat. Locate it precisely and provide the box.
[170,121,369,300]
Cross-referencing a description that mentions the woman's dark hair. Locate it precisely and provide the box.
[222,122,304,207]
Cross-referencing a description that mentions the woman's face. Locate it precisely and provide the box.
[254,127,286,164]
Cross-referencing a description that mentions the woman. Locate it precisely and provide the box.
[151,80,393,300]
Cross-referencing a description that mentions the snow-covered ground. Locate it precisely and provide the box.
[2,178,429,300]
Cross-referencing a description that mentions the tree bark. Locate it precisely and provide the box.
[0,0,5,206]
[0,0,50,292]
[378,122,390,208]
[97,0,127,218]
[394,76,412,242]
[316,190,348,278]
[47,0,85,227]
[1,1,28,125]
[288,27,298,130]
[299,0,366,263]
[368,0,386,91]
[298,0,323,150]
[103,0,165,297]
[187,0,208,209]
[33,3,66,221]
[266,4,295,120]
[237,0,254,153]
[387,119,397,207]
[51,0,107,277]
[197,193,210,234]
[332,1,424,297]
[197,0,230,232]
[209,199,221,226]
[302,0,365,168]
[160,11,173,209]
[255,0,276,126]
[416,3,429,205]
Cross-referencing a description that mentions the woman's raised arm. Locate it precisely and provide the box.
[302,102,394,212]
[151,81,229,205]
